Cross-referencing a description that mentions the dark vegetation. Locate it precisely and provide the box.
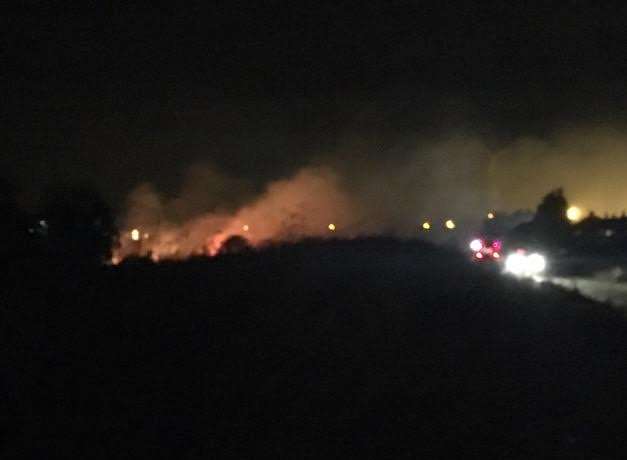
[0,180,32,258]
[39,185,117,264]
[218,234,252,255]
[3,238,627,458]
[0,181,117,264]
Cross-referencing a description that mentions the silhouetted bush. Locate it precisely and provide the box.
[218,234,251,255]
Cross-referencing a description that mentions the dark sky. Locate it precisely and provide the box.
[4,1,627,206]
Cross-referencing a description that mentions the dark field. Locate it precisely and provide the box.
[3,238,627,458]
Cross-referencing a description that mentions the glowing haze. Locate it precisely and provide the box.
[117,166,359,260]
[117,124,627,260]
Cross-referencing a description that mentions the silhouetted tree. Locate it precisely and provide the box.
[534,188,568,227]
[508,188,571,249]
[40,185,118,263]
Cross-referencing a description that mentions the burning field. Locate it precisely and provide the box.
[115,166,359,261]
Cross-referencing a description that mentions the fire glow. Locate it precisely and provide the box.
[115,167,358,261]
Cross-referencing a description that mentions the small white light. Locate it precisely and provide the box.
[469,239,483,252]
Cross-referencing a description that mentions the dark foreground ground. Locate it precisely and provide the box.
[3,238,627,458]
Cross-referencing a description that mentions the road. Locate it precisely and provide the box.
[545,275,627,310]
[496,253,627,311]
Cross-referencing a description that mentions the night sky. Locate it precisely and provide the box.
[5,1,627,208]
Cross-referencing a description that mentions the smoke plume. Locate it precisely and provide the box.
[117,123,627,260]
[118,166,358,259]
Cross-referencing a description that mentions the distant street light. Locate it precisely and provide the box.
[328,223,336,232]
[131,228,140,241]
[487,212,495,219]
[422,221,431,230]
[445,219,456,230]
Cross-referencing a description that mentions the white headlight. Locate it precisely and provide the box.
[504,252,546,277]
[526,253,546,274]
[505,252,527,276]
